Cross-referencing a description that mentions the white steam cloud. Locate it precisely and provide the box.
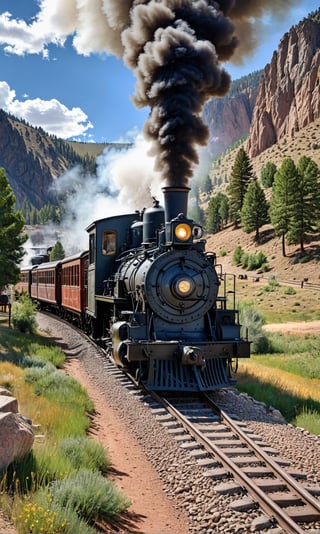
[29,135,162,257]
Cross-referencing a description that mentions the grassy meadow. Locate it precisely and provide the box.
[232,277,320,435]
[0,321,130,533]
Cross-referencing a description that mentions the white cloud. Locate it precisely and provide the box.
[0,1,123,58]
[0,81,93,138]
[0,11,64,58]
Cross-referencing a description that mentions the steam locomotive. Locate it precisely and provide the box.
[16,186,250,391]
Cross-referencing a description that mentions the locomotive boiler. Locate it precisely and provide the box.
[85,186,250,391]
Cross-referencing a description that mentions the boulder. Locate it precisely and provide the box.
[0,395,18,414]
[0,412,34,469]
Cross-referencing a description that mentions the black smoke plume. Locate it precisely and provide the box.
[103,0,302,186]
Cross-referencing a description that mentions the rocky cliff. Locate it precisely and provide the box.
[0,111,71,208]
[203,73,261,157]
[247,16,320,158]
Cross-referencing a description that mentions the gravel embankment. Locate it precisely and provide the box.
[37,313,320,534]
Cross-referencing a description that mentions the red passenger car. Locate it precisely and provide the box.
[61,251,88,326]
[15,267,34,296]
[31,260,62,309]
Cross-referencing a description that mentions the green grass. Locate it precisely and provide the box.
[0,323,130,532]
[0,325,64,367]
[236,331,320,434]
[294,408,320,435]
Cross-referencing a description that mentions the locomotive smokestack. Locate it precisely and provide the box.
[162,186,190,223]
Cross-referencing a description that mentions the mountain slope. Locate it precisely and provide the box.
[0,111,97,209]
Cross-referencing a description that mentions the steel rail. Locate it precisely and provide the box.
[204,393,320,515]
[149,390,315,534]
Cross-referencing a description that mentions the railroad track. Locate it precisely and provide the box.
[146,390,320,534]
[39,312,320,532]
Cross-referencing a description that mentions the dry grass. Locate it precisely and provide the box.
[205,219,320,321]
[239,360,320,403]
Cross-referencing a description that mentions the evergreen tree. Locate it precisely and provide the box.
[21,198,32,224]
[206,193,229,233]
[206,195,221,234]
[260,162,277,188]
[50,241,65,260]
[227,147,254,227]
[219,194,229,228]
[287,156,320,253]
[0,168,28,291]
[241,179,269,240]
[30,207,38,225]
[269,158,298,257]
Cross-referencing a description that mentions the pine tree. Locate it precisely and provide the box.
[287,156,320,253]
[0,168,28,291]
[269,158,298,257]
[227,147,254,228]
[219,194,229,228]
[205,193,229,234]
[50,241,65,261]
[206,195,221,234]
[260,162,277,188]
[241,179,269,240]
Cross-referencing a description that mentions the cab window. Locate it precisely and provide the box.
[102,231,116,255]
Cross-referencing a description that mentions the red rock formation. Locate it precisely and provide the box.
[203,82,259,158]
[247,17,320,158]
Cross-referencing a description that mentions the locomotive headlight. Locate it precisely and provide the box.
[175,223,192,241]
[178,279,191,294]
[173,276,194,297]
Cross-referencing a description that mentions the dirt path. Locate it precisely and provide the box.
[263,320,320,335]
[63,358,189,534]
[0,334,189,534]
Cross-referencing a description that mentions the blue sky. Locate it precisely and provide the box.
[0,0,318,143]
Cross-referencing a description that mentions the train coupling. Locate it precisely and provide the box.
[181,346,205,367]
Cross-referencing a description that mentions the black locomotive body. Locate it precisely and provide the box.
[85,186,250,391]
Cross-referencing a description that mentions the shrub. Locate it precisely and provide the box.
[232,247,268,271]
[263,278,280,292]
[14,497,96,534]
[59,438,109,473]
[239,303,272,353]
[219,248,227,257]
[48,469,130,524]
[232,245,244,266]
[284,286,297,295]
[246,251,267,270]
[298,255,310,264]
[28,343,65,368]
[11,295,37,334]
